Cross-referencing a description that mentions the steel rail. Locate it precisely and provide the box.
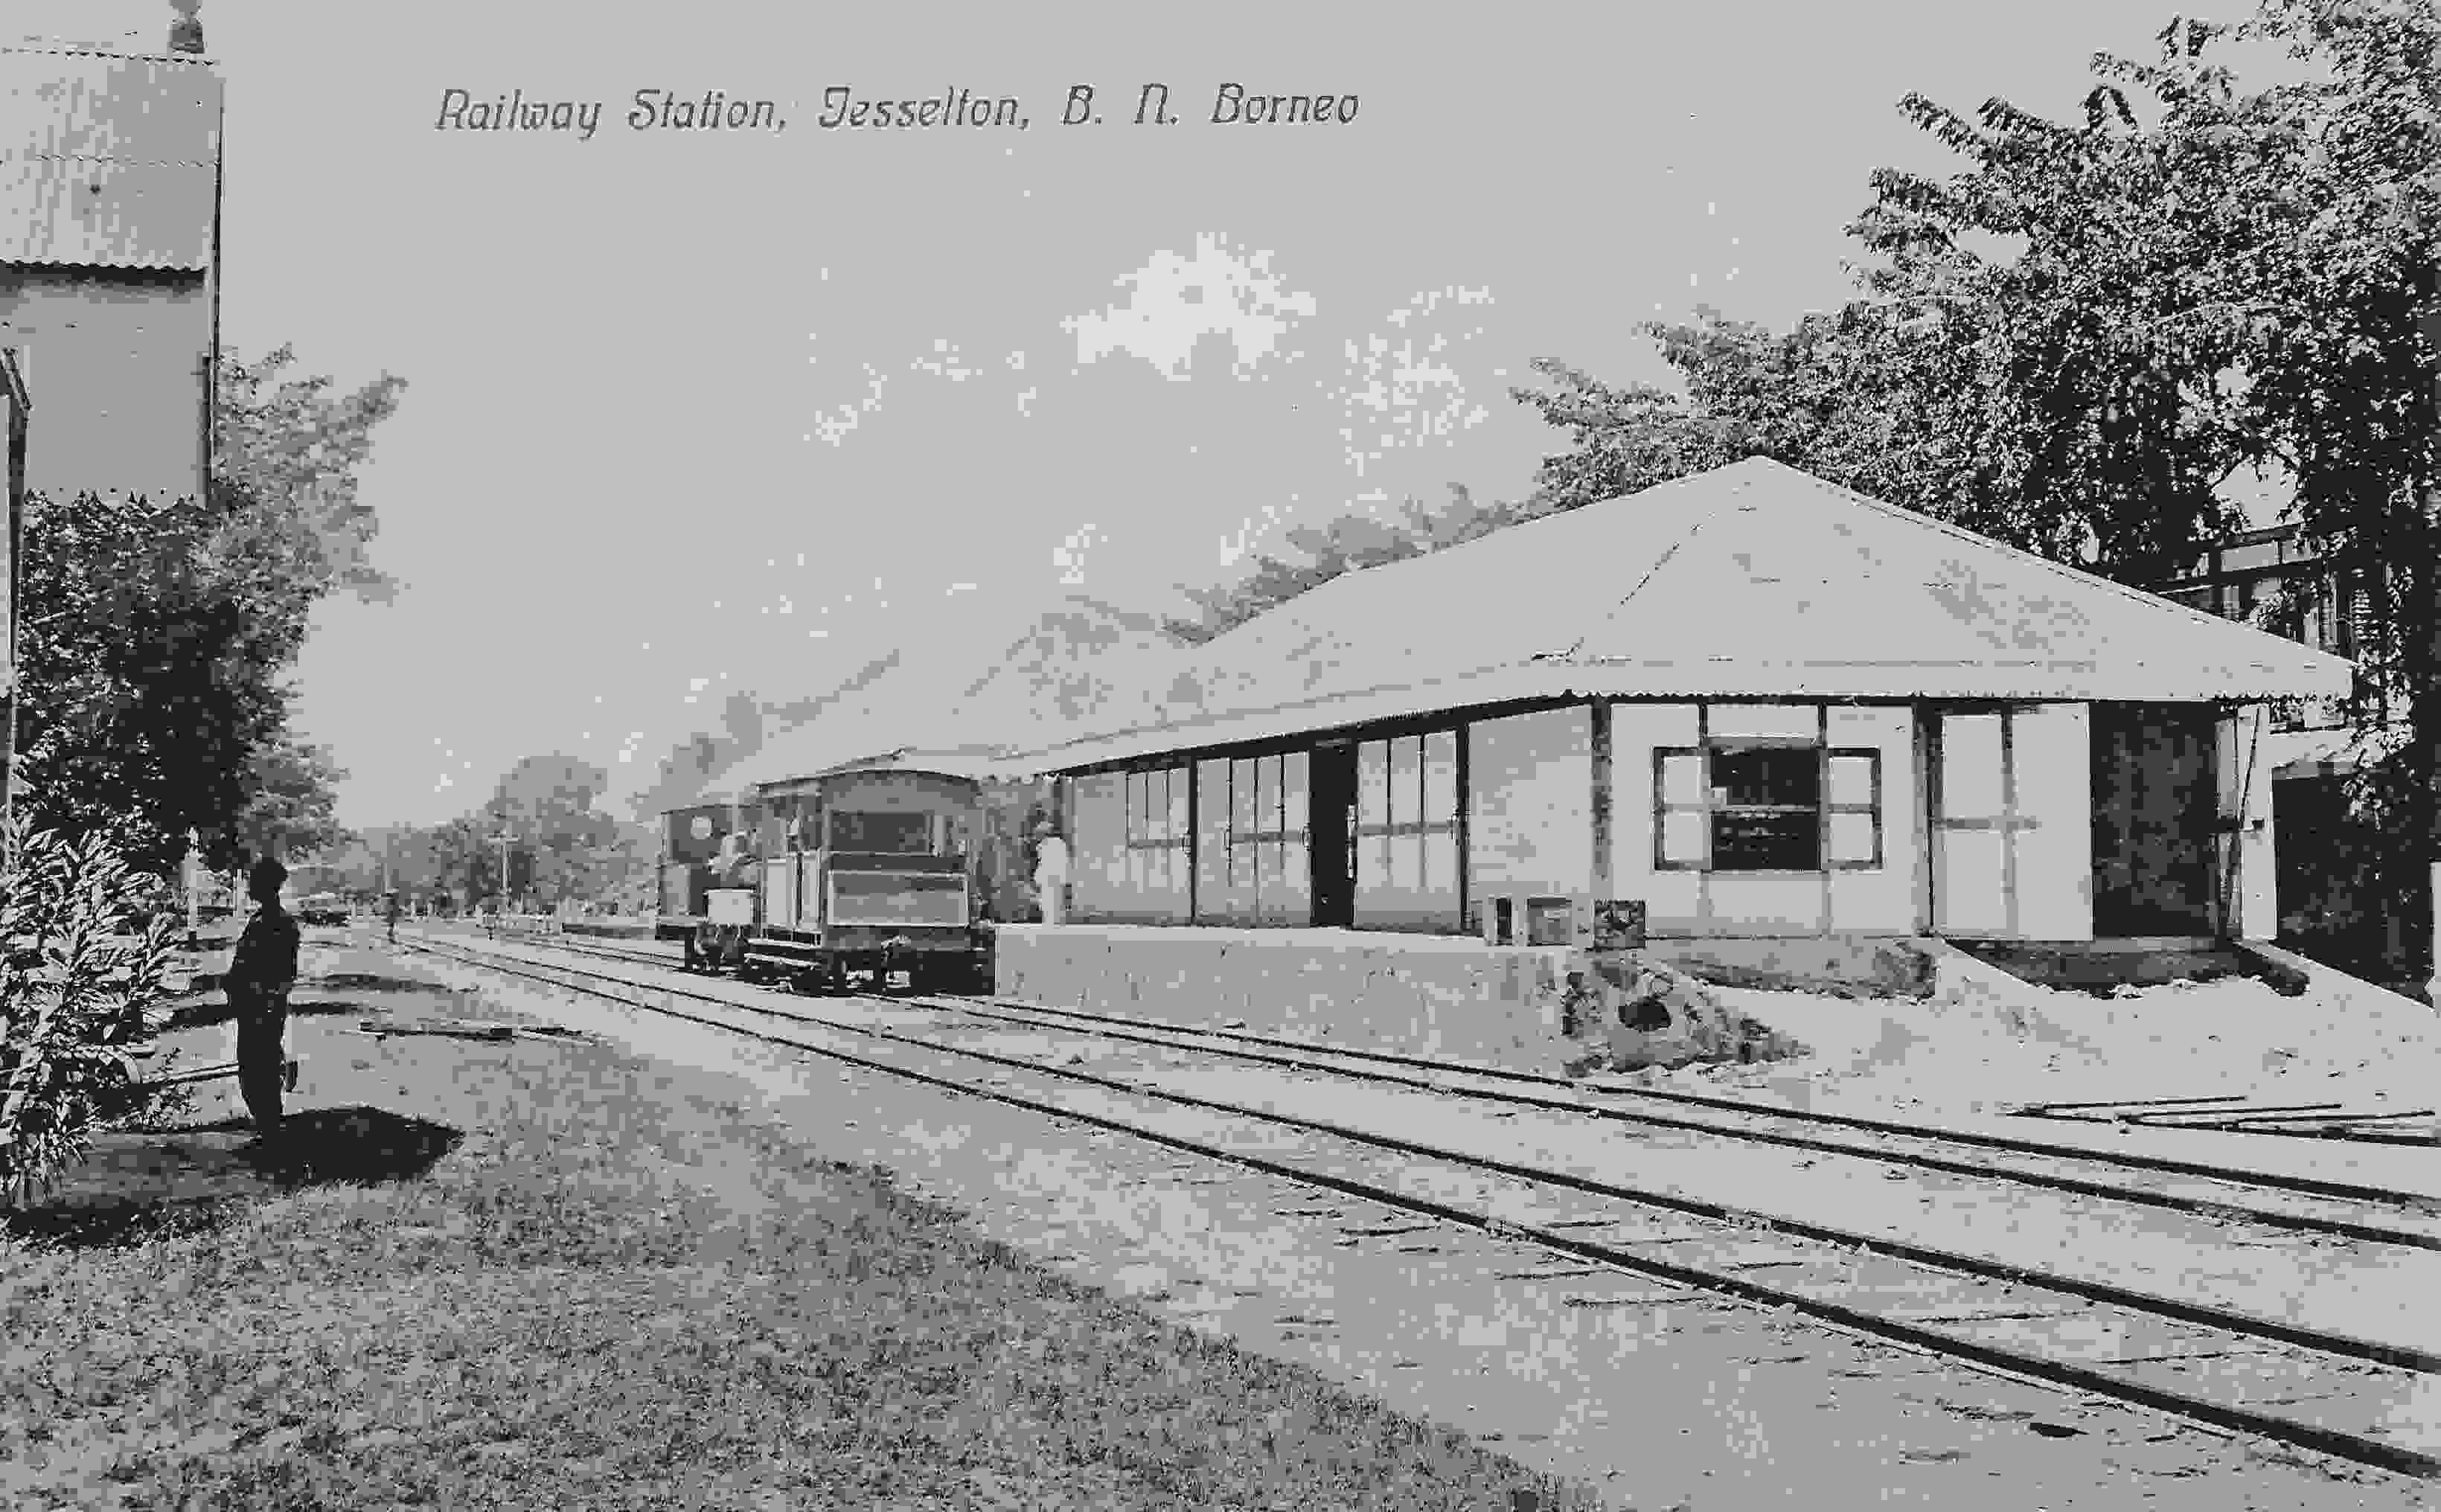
[486,925,2441,1207]
[458,925,2441,1246]
[401,932,2441,1481]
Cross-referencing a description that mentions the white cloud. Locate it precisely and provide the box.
[1065,234,1317,382]
[1051,522,1101,586]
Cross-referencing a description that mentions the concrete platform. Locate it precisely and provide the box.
[993,923,1584,1073]
[991,923,1805,1077]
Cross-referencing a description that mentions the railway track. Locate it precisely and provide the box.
[460,925,2441,1237]
[399,927,2441,1482]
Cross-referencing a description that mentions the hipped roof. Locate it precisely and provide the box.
[1017,458,2355,772]
[0,48,222,270]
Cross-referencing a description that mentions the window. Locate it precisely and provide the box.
[1215,752,1308,924]
[1352,729,1463,926]
[830,810,930,854]
[1655,739,1882,873]
[1123,766,1191,897]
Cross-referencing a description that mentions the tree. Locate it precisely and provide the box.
[229,740,351,867]
[12,490,279,875]
[1163,484,1539,644]
[10,345,405,877]
[485,755,622,907]
[212,345,408,609]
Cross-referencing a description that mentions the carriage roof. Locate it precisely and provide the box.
[755,746,1005,793]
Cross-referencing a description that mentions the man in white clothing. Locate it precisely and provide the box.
[1031,821,1070,926]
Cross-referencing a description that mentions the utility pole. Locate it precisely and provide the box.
[493,829,512,914]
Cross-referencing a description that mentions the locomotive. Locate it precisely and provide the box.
[656,750,1049,993]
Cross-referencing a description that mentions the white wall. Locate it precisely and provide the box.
[0,270,211,505]
[1468,705,1593,923]
[1610,702,1701,929]
[1609,702,1917,937]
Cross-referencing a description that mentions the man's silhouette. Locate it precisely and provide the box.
[385,890,402,945]
[226,859,301,1136]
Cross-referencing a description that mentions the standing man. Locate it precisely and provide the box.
[1031,819,1070,926]
[384,890,403,945]
[225,858,301,1138]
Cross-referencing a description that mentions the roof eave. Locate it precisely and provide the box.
[1015,656,2357,773]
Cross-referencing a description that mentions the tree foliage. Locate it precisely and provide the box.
[230,740,351,869]
[1163,484,1541,644]
[0,816,186,1204]
[345,755,653,914]
[11,346,406,878]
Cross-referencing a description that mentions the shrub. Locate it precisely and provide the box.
[0,815,189,1204]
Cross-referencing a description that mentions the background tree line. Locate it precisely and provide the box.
[302,755,657,914]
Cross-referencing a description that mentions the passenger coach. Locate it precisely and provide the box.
[656,752,1043,993]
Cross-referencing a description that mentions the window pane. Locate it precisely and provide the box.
[1254,758,1278,840]
[831,811,930,853]
[1829,811,1878,865]
[1712,747,1820,809]
[1936,827,2007,932]
[1422,830,1459,912]
[1941,714,2004,819]
[1390,737,1421,829]
[1423,731,1458,823]
[1829,755,1876,809]
[1357,740,1389,830]
[1196,761,1228,917]
[1282,752,1308,836]
[1712,810,1820,871]
[1167,766,1188,845]
[1660,810,1706,865]
[1659,752,1705,807]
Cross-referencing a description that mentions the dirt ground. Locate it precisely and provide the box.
[1616,967,2441,1125]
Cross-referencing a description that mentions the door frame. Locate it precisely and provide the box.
[1308,740,1358,927]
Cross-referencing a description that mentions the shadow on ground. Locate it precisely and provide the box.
[2,1106,463,1251]
[312,973,456,996]
[167,967,461,1029]
[165,997,403,1031]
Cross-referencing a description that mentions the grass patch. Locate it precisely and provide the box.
[1,955,1607,1510]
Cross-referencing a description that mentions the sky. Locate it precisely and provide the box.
[19,0,2252,830]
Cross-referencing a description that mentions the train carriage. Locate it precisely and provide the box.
[658,751,1047,993]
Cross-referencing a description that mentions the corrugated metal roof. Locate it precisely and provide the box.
[1,48,221,269]
[1015,458,2357,772]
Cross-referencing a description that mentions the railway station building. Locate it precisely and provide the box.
[990,458,2355,1065]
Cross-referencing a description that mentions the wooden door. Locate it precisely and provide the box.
[1930,709,2015,935]
[1308,743,1357,928]
[2090,702,2218,937]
